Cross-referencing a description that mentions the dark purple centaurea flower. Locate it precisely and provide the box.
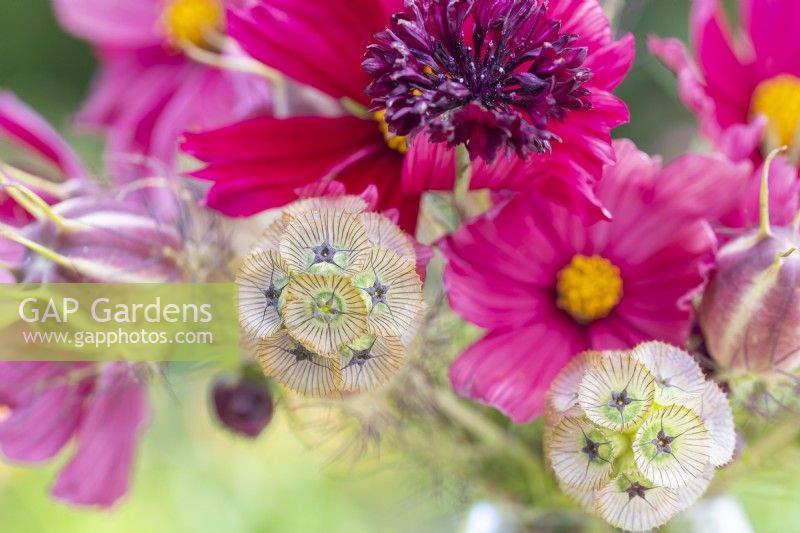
[364,0,593,162]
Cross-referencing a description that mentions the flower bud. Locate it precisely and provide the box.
[237,193,425,395]
[544,342,734,531]
[211,366,274,438]
[700,149,800,374]
[1,182,230,283]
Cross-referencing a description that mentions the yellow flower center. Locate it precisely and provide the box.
[0,404,11,422]
[374,110,409,154]
[162,0,224,48]
[556,255,623,323]
[751,74,800,148]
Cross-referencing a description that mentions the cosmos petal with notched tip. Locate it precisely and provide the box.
[546,416,615,489]
[283,274,368,356]
[596,474,680,532]
[353,248,424,337]
[257,330,342,396]
[632,341,706,404]
[236,250,290,340]
[633,404,711,488]
[578,352,656,432]
[340,335,405,392]
[280,209,370,275]
[360,212,417,262]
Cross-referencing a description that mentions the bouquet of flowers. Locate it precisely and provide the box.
[0,0,798,530]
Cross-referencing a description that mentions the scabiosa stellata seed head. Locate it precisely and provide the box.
[544,342,734,531]
[211,364,274,438]
[364,0,593,162]
[237,193,425,396]
[700,149,800,376]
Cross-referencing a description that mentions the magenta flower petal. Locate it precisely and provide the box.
[0,363,86,463]
[401,135,457,193]
[51,364,150,508]
[0,92,88,179]
[229,0,392,103]
[52,0,162,48]
[450,319,584,423]
[744,0,800,78]
[183,114,388,214]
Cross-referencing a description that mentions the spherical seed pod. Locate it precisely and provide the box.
[544,343,736,531]
[211,366,274,438]
[700,149,800,374]
[238,193,426,396]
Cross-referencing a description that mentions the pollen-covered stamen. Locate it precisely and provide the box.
[364,0,593,162]
[374,110,409,154]
[751,74,800,153]
[557,255,623,323]
[162,0,224,49]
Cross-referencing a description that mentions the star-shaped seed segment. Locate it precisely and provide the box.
[544,351,602,426]
[280,209,370,275]
[352,248,424,337]
[257,330,342,396]
[545,416,615,489]
[283,274,367,356]
[250,218,288,254]
[578,352,656,432]
[237,250,291,340]
[633,404,711,488]
[596,474,679,531]
[682,381,736,467]
[360,212,417,262]
[632,341,706,404]
[340,335,405,392]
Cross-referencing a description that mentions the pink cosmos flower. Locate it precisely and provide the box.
[0,362,149,507]
[52,0,266,175]
[441,140,750,422]
[650,0,800,163]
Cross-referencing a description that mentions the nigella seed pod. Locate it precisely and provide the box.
[544,342,734,531]
[700,149,800,374]
[237,191,426,396]
[211,366,274,438]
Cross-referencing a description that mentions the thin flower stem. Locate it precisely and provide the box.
[709,418,798,494]
[429,385,549,500]
[453,144,472,223]
[0,225,75,270]
[759,146,788,239]
[0,162,69,199]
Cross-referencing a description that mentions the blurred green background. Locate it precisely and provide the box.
[0,1,796,532]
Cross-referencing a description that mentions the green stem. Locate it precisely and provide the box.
[759,146,787,239]
[709,418,798,495]
[430,386,549,500]
[453,144,472,222]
